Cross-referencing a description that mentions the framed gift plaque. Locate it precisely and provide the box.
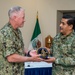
[45,35,53,48]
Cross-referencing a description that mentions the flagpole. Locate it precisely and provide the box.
[37,11,38,19]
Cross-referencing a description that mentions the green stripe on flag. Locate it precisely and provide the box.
[31,18,41,41]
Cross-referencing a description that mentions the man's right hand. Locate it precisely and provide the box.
[30,54,44,62]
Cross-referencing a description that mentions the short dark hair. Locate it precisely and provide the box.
[62,14,75,29]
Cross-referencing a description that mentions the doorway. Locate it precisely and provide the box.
[57,10,75,33]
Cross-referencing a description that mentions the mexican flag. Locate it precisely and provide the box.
[28,15,43,50]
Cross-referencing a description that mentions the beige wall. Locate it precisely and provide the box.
[0,0,75,48]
